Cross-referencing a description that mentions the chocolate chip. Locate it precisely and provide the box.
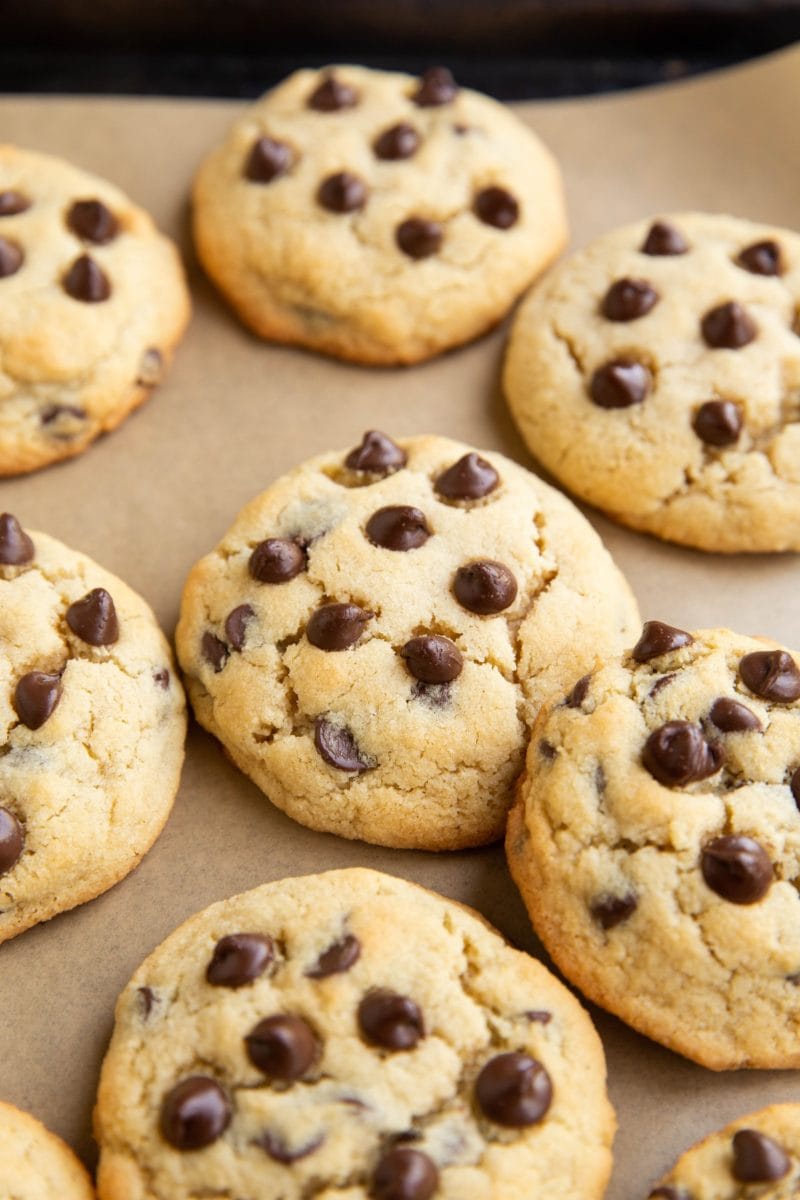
[739,650,800,702]
[62,254,111,302]
[396,218,442,260]
[245,1014,317,1080]
[307,933,361,978]
[249,537,306,584]
[201,632,228,672]
[314,717,372,771]
[345,430,407,474]
[590,359,651,408]
[640,221,689,256]
[154,668,170,689]
[137,986,156,1018]
[66,199,119,244]
[258,1131,324,1164]
[732,1129,790,1182]
[372,1147,439,1200]
[709,697,761,732]
[374,123,420,161]
[591,893,638,929]
[413,66,458,106]
[411,681,451,708]
[473,186,519,230]
[136,348,163,387]
[40,404,86,430]
[160,1076,231,1150]
[400,635,463,684]
[737,240,783,276]
[453,560,517,615]
[539,740,556,760]
[475,1052,552,1127]
[207,933,274,988]
[366,506,430,551]
[308,74,358,112]
[792,767,800,806]
[0,190,30,216]
[649,673,676,698]
[225,604,255,651]
[359,990,424,1050]
[632,621,693,662]
[14,672,62,730]
[317,172,367,214]
[0,808,23,877]
[307,603,372,651]
[643,721,723,786]
[701,835,773,904]
[66,588,119,645]
[434,453,499,501]
[565,674,591,708]
[0,513,34,565]
[244,136,292,183]
[0,237,23,278]
[525,1010,552,1023]
[701,301,757,349]
[601,278,659,322]
[693,400,742,446]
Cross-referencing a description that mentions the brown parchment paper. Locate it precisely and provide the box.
[1,46,799,1197]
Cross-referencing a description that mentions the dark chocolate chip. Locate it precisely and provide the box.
[475,1052,552,1127]
[643,721,723,786]
[0,190,30,216]
[739,650,800,702]
[601,278,659,322]
[317,172,367,214]
[372,1147,439,1200]
[358,989,424,1050]
[160,1076,231,1150]
[14,671,62,730]
[66,588,119,645]
[137,985,156,1018]
[0,808,23,877]
[66,199,119,244]
[590,359,651,408]
[374,123,421,161]
[709,697,761,732]
[701,301,757,349]
[154,668,170,689]
[62,254,111,302]
[434,453,499,501]
[701,835,773,904]
[225,604,255,651]
[207,933,274,988]
[453,560,517,615]
[525,1010,552,1023]
[473,186,519,230]
[366,506,431,551]
[632,621,693,662]
[396,218,442,260]
[201,632,228,672]
[413,66,458,106]
[245,1014,318,1080]
[693,399,742,446]
[565,674,591,708]
[649,673,676,698]
[0,237,23,278]
[244,136,292,183]
[306,933,361,978]
[40,404,86,428]
[308,74,358,112]
[258,1131,324,1164]
[345,430,407,474]
[400,635,463,684]
[136,347,163,387]
[591,893,638,929]
[314,717,372,772]
[737,240,783,277]
[732,1129,790,1182]
[307,603,372,651]
[792,766,800,806]
[0,513,34,565]
[640,221,689,256]
[539,740,556,760]
[249,537,306,584]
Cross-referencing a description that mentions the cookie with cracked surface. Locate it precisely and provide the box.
[0,144,190,476]
[503,212,800,552]
[0,1101,94,1199]
[0,513,186,942]
[192,64,566,364]
[507,622,800,1069]
[94,868,615,1200]
[175,433,639,849]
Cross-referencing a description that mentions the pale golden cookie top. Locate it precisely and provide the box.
[0,1100,94,1200]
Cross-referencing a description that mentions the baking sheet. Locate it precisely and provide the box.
[1,45,799,1196]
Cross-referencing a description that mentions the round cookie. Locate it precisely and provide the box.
[503,212,800,552]
[0,145,190,476]
[507,622,800,1069]
[94,868,615,1200]
[175,432,639,849]
[192,64,567,364]
[0,513,186,942]
[647,1104,800,1199]
[0,1101,94,1199]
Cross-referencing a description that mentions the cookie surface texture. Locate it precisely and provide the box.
[503,212,800,552]
[0,515,186,942]
[192,65,567,364]
[0,144,190,475]
[95,868,615,1200]
[507,623,800,1069]
[175,433,639,849]
[0,1100,94,1200]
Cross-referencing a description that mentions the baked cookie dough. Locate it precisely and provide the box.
[94,868,615,1200]
[0,144,190,475]
[0,513,186,942]
[192,64,567,364]
[507,622,800,1069]
[0,1100,94,1200]
[175,432,639,849]
[503,212,800,552]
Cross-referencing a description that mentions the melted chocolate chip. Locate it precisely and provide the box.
[632,621,693,662]
[565,674,591,708]
[525,1010,552,1023]
[258,1131,324,1164]
[400,635,463,684]
[225,604,255,651]
[40,404,86,430]
[0,513,34,565]
[701,835,773,904]
[366,506,431,551]
[201,632,228,672]
[307,933,361,978]
[732,1129,790,1182]
[590,359,651,408]
[693,399,742,446]
[358,989,424,1050]
[413,66,458,106]
[739,650,800,702]
[709,697,761,732]
[245,1014,317,1079]
[0,237,23,278]
[154,668,170,689]
[411,681,451,708]
[345,430,407,474]
[737,240,783,277]
[137,986,156,1018]
[701,301,757,349]
[372,1147,439,1200]
[643,721,723,786]
[314,717,372,772]
[62,254,111,302]
[396,218,442,260]
[0,808,23,877]
[473,186,519,230]
[0,190,29,216]
[307,603,372,651]
[249,537,306,584]
[317,172,367,214]
[374,123,421,161]
[475,1052,552,1127]
[435,453,499,501]
[453,560,517,615]
[640,221,689,256]
[602,278,659,322]
[66,588,119,645]
[539,740,556,760]
[207,933,274,988]
[14,672,62,730]
[649,673,676,698]
[308,74,358,111]
[245,136,292,183]
[591,893,638,929]
[66,199,119,244]
[160,1076,231,1150]
[792,767,800,806]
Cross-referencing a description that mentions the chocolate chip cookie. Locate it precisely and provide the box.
[0,1100,94,1199]
[94,868,615,1200]
[507,622,800,1069]
[0,145,190,475]
[175,433,639,849]
[0,514,186,942]
[192,65,566,364]
[504,212,800,552]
